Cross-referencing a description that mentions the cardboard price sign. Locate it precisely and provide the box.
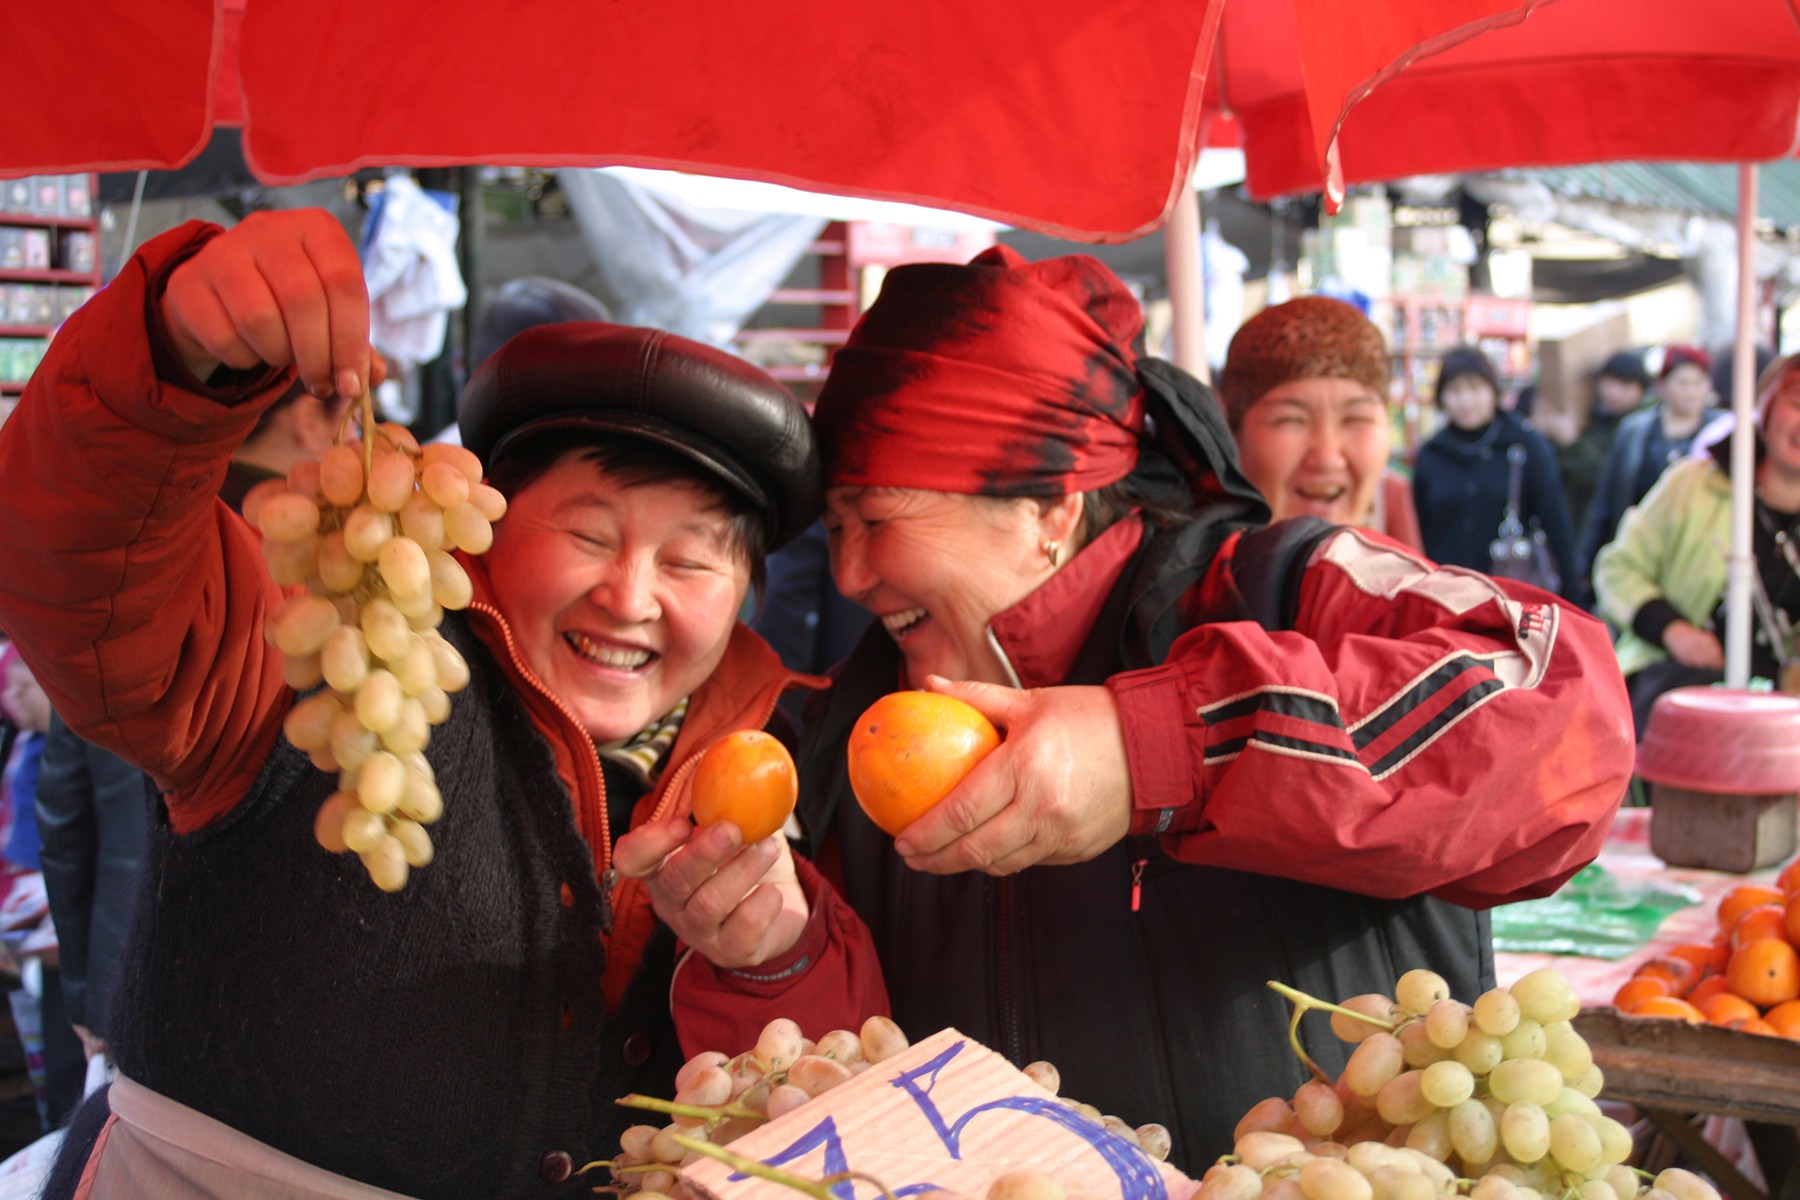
[679,1029,1198,1200]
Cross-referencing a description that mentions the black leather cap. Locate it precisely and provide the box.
[459,322,821,549]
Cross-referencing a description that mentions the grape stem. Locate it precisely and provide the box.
[669,1132,898,1200]
[616,1092,766,1124]
[1266,980,1396,1082]
[359,391,376,479]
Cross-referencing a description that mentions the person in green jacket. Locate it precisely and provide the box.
[1594,353,1800,735]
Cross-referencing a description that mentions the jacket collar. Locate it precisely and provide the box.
[986,516,1145,690]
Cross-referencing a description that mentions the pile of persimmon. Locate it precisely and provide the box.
[1610,857,1800,1039]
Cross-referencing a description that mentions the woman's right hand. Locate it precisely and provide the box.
[161,208,382,401]
[1664,620,1724,670]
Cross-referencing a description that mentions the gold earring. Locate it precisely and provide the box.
[1042,539,1062,568]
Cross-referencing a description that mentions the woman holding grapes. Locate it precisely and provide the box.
[0,209,885,1198]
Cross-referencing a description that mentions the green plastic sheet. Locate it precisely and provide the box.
[1489,864,1701,959]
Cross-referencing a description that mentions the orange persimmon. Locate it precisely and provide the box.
[1628,996,1708,1023]
[1613,976,1673,1012]
[1665,942,1730,977]
[1718,884,1788,934]
[846,691,1000,836]
[1730,904,1790,949]
[1763,999,1800,1039]
[1686,975,1734,1007]
[1698,992,1761,1026]
[1631,955,1697,998]
[1726,938,1800,1008]
[690,730,799,843]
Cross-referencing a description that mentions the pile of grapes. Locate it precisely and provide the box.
[605,1016,1169,1200]
[247,414,506,891]
[1204,968,1722,1200]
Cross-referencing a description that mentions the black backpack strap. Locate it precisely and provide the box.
[1225,516,1339,631]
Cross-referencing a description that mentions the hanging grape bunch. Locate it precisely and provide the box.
[246,396,507,892]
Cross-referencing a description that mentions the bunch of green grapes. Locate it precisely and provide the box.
[608,1015,913,1198]
[608,1016,1171,1200]
[1209,969,1723,1200]
[246,421,506,892]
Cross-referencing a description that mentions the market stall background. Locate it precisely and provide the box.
[4,0,1800,1186]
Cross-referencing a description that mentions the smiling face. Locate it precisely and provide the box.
[1762,368,1800,481]
[1440,372,1500,432]
[1596,374,1647,417]
[823,487,1074,686]
[481,450,752,744]
[1233,377,1390,526]
[1660,363,1714,422]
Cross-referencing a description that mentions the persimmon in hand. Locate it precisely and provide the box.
[848,691,1001,836]
[691,730,798,843]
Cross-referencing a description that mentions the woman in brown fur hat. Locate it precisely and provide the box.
[1217,296,1422,550]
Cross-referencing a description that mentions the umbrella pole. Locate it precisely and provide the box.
[1166,173,1209,382]
[1724,162,1758,688]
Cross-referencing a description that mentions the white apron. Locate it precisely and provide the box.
[74,1074,419,1200]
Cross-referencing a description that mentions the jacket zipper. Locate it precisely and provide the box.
[991,875,1025,1066]
[467,600,615,933]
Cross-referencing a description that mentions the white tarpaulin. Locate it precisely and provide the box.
[557,168,1005,348]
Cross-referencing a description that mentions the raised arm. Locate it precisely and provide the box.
[0,211,379,821]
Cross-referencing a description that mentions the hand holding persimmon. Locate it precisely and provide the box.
[691,730,798,843]
[847,691,1001,836]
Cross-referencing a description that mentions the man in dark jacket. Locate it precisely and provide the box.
[1557,351,1650,544]
[33,718,146,1066]
[1575,345,1724,609]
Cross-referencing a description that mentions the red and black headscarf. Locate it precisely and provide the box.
[812,245,1148,498]
[813,243,1271,542]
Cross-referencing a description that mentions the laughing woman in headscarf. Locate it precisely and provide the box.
[793,247,1634,1170]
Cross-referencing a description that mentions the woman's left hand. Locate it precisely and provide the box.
[893,677,1132,875]
[612,817,810,968]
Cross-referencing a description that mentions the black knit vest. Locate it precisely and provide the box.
[102,616,672,1198]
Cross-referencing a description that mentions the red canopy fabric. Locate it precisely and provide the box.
[0,0,217,177]
[1234,0,1800,198]
[0,0,1520,242]
[12,1,1791,237]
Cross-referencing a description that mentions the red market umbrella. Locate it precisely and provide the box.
[1227,0,1800,200]
[4,0,1513,242]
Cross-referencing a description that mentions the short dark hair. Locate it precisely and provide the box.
[472,278,613,372]
[1071,440,1197,549]
[1598,350,1650,390]
[1432,346,1500,408]
[485,432,769,597]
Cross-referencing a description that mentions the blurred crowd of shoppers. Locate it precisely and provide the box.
[1595,353,1800,733]
[1576,346,1726,609]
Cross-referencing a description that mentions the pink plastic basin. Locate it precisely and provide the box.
[1636,686,1800,794]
